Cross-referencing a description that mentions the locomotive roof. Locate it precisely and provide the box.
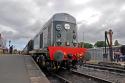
[52,13,76,24]
[33,13,76,39]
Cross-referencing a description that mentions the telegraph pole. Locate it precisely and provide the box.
[9,40,11,47]
[109,29,113,61]
[104,29,113,62]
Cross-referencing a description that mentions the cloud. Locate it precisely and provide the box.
[78,0,125,45]
[71,0,91,5]
[0,24,17,33]
[76,8,102,25]
[0,0,125,50]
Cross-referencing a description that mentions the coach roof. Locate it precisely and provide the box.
[52,13,76,24]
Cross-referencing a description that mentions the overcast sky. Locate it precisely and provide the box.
[0,0,125,50]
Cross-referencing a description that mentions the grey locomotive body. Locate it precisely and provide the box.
[23,13,87,70]
[33,13,77,50]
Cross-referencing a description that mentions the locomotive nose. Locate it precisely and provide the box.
[54,51,64,61]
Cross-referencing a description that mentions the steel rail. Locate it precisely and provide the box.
[53,74,72,83]
[86,63,125,69]
[71,70,112,83]
[84,64,125,73]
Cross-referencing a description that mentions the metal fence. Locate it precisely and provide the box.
[87,47,113,62]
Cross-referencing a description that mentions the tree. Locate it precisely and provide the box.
[94,41,107,47]
[84,43,93,48]
[114,40,120,46]
[79,42,93,48]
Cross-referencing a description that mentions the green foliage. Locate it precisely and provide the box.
[94,41,107,47]
[84,43,93,48]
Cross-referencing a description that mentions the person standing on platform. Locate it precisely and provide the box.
[9,45,13,54]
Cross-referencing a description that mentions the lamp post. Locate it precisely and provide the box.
[9,40,11,47]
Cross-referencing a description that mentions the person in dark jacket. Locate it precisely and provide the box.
[9,45,13,54]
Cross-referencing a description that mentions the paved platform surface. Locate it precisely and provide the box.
[0,54,50,83]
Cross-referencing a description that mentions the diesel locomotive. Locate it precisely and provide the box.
[23,13,87,70]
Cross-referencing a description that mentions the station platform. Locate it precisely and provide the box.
[0,54,50,83]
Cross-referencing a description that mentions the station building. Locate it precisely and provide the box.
[0,33,6,54]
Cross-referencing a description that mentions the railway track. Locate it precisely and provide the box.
[53,74,72,83]
[47,69,113,83]
[77,65,125,83]
[87,63,125,69]
[39,62,125,83]
[83,63,125,74]
[42,66,125,83]
[44,71,72,83]
[71,70,112,83]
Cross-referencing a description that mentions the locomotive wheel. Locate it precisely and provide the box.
[36,56,40,63]
[46,61,53,72]
[39,55,46,67]
[33,55,38,61]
